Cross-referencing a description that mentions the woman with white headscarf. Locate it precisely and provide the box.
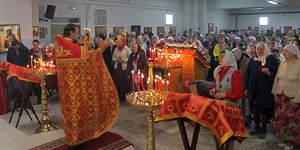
[209,50,243,103]
[272,44,300,150]
[232,48,251,126]
[245,42,279,139]
[209,50,244,149]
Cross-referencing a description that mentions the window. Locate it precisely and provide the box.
[259,17,268,25]
[166,14,173,25]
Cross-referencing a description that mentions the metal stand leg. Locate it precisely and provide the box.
[8,77,41,128]
[146,109,155,150]
[177,118,201,150]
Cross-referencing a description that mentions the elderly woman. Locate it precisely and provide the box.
[127,43,148,91]
[209,50,243,103]
[232,48,251,126]
[245,42,279,139]
[209,50,244,149]
[272,44,300,150]
[112,35,132,101]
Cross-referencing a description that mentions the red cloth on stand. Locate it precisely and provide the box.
[0,73,7,115]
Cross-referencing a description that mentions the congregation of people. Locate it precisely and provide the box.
[2,25,300,149]
[96,28,300,150]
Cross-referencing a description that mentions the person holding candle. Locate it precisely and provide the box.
[29,40,46,104]
[55,24,119,149]
[271,44,300,150]
[127,43,148,92]
[45,43,58,96]
[245,42,279,139]
[112,31,132,101]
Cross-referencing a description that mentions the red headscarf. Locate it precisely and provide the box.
[117,40,126,51]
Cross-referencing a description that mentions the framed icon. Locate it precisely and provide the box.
[0,24,21,52]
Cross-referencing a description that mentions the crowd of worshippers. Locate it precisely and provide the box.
[5,27,300,149]
[89,29,299,150]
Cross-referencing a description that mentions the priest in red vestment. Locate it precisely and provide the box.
[55,24,119,149]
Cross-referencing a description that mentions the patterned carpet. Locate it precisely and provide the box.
[29,132,133,150]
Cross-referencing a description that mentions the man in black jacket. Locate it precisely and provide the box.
[6,39,31,107]
[7,39,30,66]
[102,33,116,77]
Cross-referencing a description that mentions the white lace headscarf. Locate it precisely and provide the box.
[232,48,242,61]
[283,44,300,60]
[214,50,237,78]
[256,42,270,65]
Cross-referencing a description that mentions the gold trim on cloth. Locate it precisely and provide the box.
[156,93,247,146]
[55,35,119,146]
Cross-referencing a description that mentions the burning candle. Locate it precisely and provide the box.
[30,55,33,69]
[154,79,157,91]
[141,73,145,91]
[167,80,169,92]
[131,70,134,92]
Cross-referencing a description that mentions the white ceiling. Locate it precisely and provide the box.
[213,0,300,9]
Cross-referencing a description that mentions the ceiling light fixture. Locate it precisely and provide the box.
[266,0,278,5]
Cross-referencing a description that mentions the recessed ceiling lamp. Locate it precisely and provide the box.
[266,0,278,5]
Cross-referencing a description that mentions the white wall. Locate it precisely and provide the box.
[206,9,234,33]
[0,0,33,49]
[236,13,300,32]
[0,0,33,61]
[232,7,300,33]
[44,0,182,42]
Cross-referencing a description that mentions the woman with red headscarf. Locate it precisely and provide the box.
[112,33,132,101]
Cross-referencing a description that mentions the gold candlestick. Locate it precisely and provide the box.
[126,61,167,150]
[34,70,57,134]
[28,48,57,134]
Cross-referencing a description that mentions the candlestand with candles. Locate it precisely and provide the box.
[27,47,57,134]
[126,61,168,150]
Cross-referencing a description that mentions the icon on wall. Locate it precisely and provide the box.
[95,26,107,38]
[32,26,39,36]
[208,23,214,33]
[170,27,176,33]
[157,26,165,35]
[113,27,124,36]
[144,27,152,34]
[94,10,107,25]
[131,25,141,36]
[0,24,21,52]
[39,27,47,38]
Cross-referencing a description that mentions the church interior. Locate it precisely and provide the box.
[0,0,300,149]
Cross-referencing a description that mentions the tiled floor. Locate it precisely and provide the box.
[0,92,299,150]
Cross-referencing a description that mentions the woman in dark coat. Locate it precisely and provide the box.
[232,48,251,126]
[127,43,148,92]
[244,42,279,139]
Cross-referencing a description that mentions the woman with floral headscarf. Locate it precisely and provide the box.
[272,44,300,150]
[209,50,243,103]
[245,42,279,139]
[112,33,132,101]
